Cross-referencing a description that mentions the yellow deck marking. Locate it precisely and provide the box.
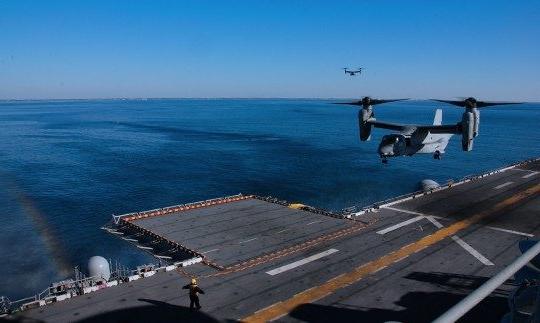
[241,184,540,322]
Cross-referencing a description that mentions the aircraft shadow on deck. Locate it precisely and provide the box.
[3,299,220,323]
[289,271,512,323]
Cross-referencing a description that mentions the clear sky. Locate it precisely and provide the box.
[1,0,539,100]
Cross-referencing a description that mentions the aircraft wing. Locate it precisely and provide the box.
[416,124,462,134]
[369,121,462,134]
[368,120,416,132]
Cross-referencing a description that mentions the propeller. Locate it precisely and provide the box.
[432,97,521,109]
[334,97,408,107]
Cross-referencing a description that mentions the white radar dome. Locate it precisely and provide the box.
[420,179,440,192]
[88,256,111,281]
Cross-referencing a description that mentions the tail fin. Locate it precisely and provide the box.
[433,109,442,125]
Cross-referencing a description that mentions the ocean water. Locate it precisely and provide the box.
[0,99,538,299]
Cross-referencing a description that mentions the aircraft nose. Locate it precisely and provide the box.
[378,144,394,156]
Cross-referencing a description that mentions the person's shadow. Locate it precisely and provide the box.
[75,298,219,323]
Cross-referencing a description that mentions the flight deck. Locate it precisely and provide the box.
[9,158,540,323]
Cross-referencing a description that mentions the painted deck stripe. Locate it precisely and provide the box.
[426,216,494,266]
[201,248,220,254]
[376,216,426,235]
[266,249,339,276]
[513,168,537,173]
[306,221,321,226]
[451,236,494,266]
[487,226,534,237]
[383,206,443,219]
[494,181,513,190]
[239,238,258,244]
[241,184,540,322]
[523,171,539,179]
[277,229,291,234]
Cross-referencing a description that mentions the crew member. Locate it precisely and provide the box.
[183,278,205,311]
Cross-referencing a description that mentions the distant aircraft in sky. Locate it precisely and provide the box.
[342,67,363,76]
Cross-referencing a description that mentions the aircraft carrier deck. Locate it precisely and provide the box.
[7,158,540,323]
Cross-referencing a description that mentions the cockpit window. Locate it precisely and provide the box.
[381,135,399,145]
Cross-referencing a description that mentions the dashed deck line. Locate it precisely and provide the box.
[239,238,258,244]
[523,171,539,179]
[494,181,513,190]
[266,249,339,276]
[486,226,534,237]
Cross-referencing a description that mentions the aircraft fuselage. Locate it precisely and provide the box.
[378,131,452,159]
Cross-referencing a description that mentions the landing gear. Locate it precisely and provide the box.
[433,150,442,160]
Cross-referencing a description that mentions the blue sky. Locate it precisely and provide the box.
[1,1,539,100]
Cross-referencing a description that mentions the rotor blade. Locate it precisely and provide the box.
[332,101,363,106]
[432,99,522,108]
[431,99,467,107]
[476,101,523,108]
[332,98,408,107]
[370,98,408,105]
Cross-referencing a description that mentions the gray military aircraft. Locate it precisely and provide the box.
[343,67,363,76]
[336,97,519,163]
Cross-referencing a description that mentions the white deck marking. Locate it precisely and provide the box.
[239,238,257,244]
[487,226,534,237]
[266,249,339,276]
[523,171,539,179]
[382,206,443,219]
[277,228,291,233]
[384,207,496,265]
[426,216,444,229]
[425,216,494,266]
[201,248,220,254]
[122,237,138,242]
[513,168,537,173]
[137,245,153,250]
[306,221,321,226]
[494,181,513,190]
[451,236,494,266]
[376,216,426,235]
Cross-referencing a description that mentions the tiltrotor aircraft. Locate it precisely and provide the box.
[336,97,519,163]
[342,67,363,76]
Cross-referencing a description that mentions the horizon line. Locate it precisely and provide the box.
[0,97,533,103]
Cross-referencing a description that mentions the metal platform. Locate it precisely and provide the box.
[117,196,355,268]
[10,158,540,323]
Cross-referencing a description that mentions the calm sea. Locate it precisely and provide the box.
[0,99,539,298]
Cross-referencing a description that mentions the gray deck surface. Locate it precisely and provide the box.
[12,159,540,323]
[129,198,351,266]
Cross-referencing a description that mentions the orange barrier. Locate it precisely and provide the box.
[122,195,254,222]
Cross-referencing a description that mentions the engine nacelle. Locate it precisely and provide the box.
[461,111,474,151]
[461,108,480,151]
[473,108,480,137]
[359,106,373,141]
